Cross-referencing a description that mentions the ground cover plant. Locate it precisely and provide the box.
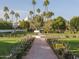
[59,38,79,50]
[47,38,79,59]
[59,38,79,56]
[0,36,34,59]
[0,37,21,56]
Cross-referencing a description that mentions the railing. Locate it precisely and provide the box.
[0,29,26,33]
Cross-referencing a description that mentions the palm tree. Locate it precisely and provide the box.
[15,12,20,22]
[29,11,33,16]
[3,6,9,21]
[46,11,54,18]
[13,13,20,31]
[10,10,15,21]
[3,6,9,13]
[44,0,49,12]
[29,11,34,20]
[32,0,36,14]
[0,18,3,21]
[37,8,41,15]
[43,0,50,21]
[4,13,9,21]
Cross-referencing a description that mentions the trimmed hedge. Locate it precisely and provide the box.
[0,21,13,29]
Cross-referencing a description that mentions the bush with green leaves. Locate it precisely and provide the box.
[0,21,13,29]
[19,20,30,29]
[70,16,79,33]
[52,16,66,33]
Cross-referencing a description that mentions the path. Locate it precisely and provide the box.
[22,35,58,59]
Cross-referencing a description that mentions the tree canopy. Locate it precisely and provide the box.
[52,16,66,33]
[70,16,79,32]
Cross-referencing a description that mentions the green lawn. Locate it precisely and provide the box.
[48,38,79,56]
[59,38,79,55]
[0,37,22,56]
[59,38,79,50]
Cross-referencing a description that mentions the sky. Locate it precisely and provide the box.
[0,0,79,20]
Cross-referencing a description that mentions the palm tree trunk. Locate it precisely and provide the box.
[58,27,60,33]
[12,15,14,21]
[46,6,48,12]
[45,6,47,12]
[6,18,7,21]
[33,5,35,15]
[44,6,48,21]
[16,17,18,22]
[45,6,48,12]
[11,15,13,22]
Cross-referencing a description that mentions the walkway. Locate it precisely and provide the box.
[22,35,58,59]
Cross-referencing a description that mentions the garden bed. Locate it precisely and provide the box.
[0,36,35,59]
[0,37,21,56]
[47,38,79,59]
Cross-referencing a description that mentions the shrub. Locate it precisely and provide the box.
[65,35,69,38]
[73,35,76,38]
[0,21,13,29]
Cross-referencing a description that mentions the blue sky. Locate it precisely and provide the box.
[0,0,79,20]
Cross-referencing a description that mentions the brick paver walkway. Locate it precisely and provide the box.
[22,35,58,59]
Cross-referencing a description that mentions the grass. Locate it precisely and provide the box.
[0,37,22,56]
[58,38,79,55]
[59,38,79,50]
[48,38,79,56]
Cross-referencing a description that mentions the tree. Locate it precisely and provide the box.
[4,13,9,21]
[0,20,12,29]
[65,20,71,31]
[42,11,46,21]
[37,8,41,15]
[70,16,79,32]
[29,11,34,20]
[52,16,66,33]
[29,15,44,30]
[0,18,3,21]
[3,6,9,13]
[32,0,36,14]
[3,6,9,21]
[32,15,41,30]
[15,12,20,22]
[43,20,53,33]
[42,11,54,21]
[29,11,33,15]
[44,0,49,12]
[10,10,15,21]
[45,11,54,18]
[19,20,30,30]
